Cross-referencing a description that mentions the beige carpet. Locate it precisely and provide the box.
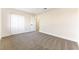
[0,31,79,50]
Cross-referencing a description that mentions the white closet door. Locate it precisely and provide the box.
[11,14,25,34]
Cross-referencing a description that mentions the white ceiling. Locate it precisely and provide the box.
[15,8,52,15]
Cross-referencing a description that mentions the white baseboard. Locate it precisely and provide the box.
[40,31,78,42]
[1,31,34,38]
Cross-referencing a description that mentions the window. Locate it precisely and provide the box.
[10,14,25,34]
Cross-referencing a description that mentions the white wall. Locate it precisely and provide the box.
[38,8,79,42]
[2,8,36,37]
[0,8,2,39]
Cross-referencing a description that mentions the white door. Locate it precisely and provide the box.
[10,14,25,34]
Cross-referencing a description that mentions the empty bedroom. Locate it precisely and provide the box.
[0,8,79,50]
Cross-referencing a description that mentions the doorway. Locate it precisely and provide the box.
[10,14,36,35]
